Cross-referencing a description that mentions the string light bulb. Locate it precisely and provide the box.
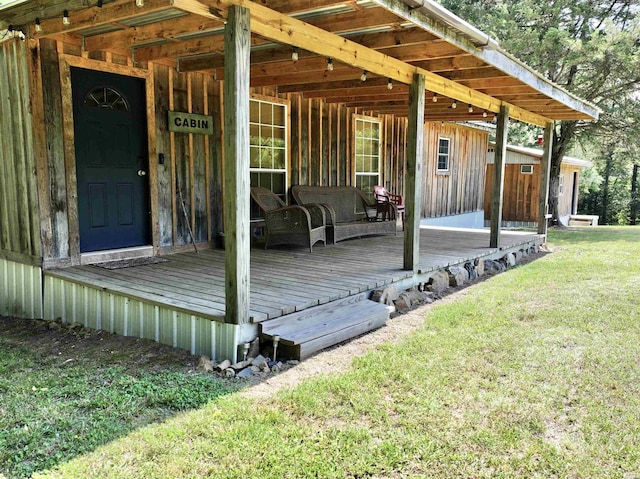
[468,104,473,113]
[360,70,367,82]
[327,57,333,72]
[432,92,438,103]
[483,110,488,118]
[62,10,70,26]
[34,18,42,33]
[387,78,393,90]
[451,100,457,109]
[136,0,144,7]
[291,47,299,62]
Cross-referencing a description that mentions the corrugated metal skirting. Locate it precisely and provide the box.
[43,275,241,361]
[0,258,43,319]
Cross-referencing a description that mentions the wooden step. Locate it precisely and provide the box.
[260,294,389,360]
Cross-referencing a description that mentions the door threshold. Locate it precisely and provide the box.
[80,246,154,266]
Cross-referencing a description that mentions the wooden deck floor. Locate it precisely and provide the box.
[46,227,541,324]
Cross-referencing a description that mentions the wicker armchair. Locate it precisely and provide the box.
[250,187,327,252]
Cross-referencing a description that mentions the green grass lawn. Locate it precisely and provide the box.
[4,226,639,479]
[0,323,237,479]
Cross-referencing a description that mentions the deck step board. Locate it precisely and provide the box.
[260,294,389,359]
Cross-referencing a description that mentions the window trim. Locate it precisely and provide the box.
[558,174,564,196]
[353,115,382,190]
[437,137,450,173]
[520,164,534,175]
[249,95,289,203]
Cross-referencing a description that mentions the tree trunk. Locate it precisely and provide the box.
[548,121,576,224]
[601,152,613,224]
[631,164,639,225]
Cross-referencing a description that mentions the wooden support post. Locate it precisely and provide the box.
[223,6,251,325]
[537,121,554,236]
[489,105,509,248]
[403,74,425,271]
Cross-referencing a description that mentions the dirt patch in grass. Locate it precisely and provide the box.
[0,317,201,373]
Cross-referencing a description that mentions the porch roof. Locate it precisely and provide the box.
[1,0,599,127]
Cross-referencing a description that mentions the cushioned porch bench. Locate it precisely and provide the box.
[291,185,397,243]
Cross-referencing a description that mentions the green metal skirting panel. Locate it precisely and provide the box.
[0,258,43,319]
[43,275,244,362]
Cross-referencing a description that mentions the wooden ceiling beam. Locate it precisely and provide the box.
[85,0,352,52]
[178,27,444,72]
[136,6,404,62]
[441,67,509,81]
[410,55,486,73]
[84,15,224,52]
[203,0,550,126]
[30,0,177,38]
[324,92,410,103]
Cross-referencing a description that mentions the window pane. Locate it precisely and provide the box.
[371,122,379,139]
[273,148,285,170]
[250,146,260,168]
[261,102,273,124]
[273,126,286,147]
[250,101,260,123]
[259,126,271,146]
[250,124,260,145]
[273,105,286,126]
[371,155,379,172]
[363,138,372,156]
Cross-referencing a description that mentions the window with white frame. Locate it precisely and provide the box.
[558,174,564,195]
[249,98,287,219]
[437,137,450,172]
[354,116,381,197]
[521,164,534,174]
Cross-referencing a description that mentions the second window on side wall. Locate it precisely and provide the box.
[437,137,450,172]
[354,116,381,197]
[250,98,287,219]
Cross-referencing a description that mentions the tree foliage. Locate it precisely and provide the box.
[441,0,640,224]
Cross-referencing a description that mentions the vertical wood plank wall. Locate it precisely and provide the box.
[485,161,580,223]
[26,39,490,264]
[0,39,41,261]
[422,122,488,219]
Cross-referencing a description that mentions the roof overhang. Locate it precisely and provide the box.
[0,0,600,127]
[488,143,593,168]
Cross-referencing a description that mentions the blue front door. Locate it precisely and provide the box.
[72,68,150,252]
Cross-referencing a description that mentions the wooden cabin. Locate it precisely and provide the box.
[485,144,592,227]
[0,0,598,361]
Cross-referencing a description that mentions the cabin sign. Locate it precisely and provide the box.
[168,111,214,135]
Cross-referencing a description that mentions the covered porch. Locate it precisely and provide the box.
[44,227,542,360]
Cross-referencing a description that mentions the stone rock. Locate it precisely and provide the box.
[236,368,254,378]
[464,262,477,281]
[271,361,283,373]
[251,355,266,367]
[68,322,83,331]
[370,286,399,306]
[224,368,236,378]
[249,365,261,372]
[394,298,410,313]
[474,258,485,276]
[448,266,469,287]
[504,252,516,267]
[484,259,503,272]
[287,360,300,366]
[426,269,450,294]
[217,359,231,371]
[198,356,215,372]
[231,360,251,371]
